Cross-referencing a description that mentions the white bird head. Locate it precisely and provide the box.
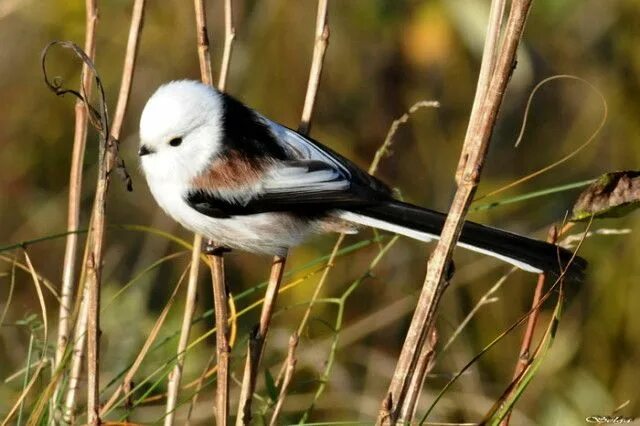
[139,80,224,183]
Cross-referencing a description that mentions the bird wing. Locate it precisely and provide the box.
[260,116,393,196]
[185,160,385,218]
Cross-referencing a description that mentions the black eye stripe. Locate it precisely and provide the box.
[169,137,183,147]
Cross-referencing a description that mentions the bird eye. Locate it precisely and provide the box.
[168,137,183,147]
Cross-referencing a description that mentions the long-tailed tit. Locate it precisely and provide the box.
[138,80,586,280]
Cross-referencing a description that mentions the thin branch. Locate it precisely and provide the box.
[398,328,437,422]
[211,254,230,425]
[110,0,146,140]
[62,270,89,424]
[378,1,535,423]
[500,226,556,426]
[268,333,298,426]
[185,353,217,426]
[218,0,235,90]
[442,269,514,353]
[297,0,329,135]
[193,0,215,87]
[369,100,440,176]
[456,0,506,183]
[84,0,143,419]
[53,0,98,413]
[236,255,286,425]
[101,260,185,416]
[238,0,329,421]
[189,1,235,426]
[164,237,202,426]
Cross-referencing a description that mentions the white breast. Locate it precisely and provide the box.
[144,177,316,255]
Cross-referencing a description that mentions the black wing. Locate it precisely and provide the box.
[185,160,389,218]
[218,91,393,198]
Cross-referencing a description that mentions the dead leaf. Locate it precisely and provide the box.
[571,171,640,221]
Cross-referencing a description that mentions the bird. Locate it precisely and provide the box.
[138,80,586,281]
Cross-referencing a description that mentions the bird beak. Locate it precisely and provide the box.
[138,145,154,157]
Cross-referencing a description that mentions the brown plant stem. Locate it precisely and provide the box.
[218,0,235,89]
[268,333,298,426]
[161,0,217,423]
[164,239,203,426]
[53,0,98,414]
[101,258,185,417]
[62,280,88,424]
[236,0,329,422]
[298,0,329,135]
[83,1,144,422]
[397,317,438,422]
[236,255,287,425]
[192,0,235,425]
[501,226,557,426]
[211,254,230,425]
[378,1,535,424]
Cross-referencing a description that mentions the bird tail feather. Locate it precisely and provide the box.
[339,200,586,282]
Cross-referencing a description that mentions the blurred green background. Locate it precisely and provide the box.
[1,0,639,424]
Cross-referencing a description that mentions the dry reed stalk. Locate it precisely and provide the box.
[62,273,89,424]
[218,0,235,89]
[378,1,534,424]
[53,0,98,412]
[211,255,230,424]
[164,240,203,425]
[163,0,235,424]
[397,329,437,422]
[205,0,235,423]
[83,1,144,422]
[268,333,298,426]
[235,255,286,425]
[101,261,186,416]
[500,226,557,426]
[297,0,329,135]
[236,1,329,422]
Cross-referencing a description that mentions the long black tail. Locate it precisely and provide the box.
[341,200,587,282]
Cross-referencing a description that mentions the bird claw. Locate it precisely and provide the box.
[203,240,232,256]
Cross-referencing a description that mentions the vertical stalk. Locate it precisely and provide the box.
[236,1,330,423]
[53,0,98,414]
[164,239,202,425]
[211,254,230,424]
[378,1,535,424]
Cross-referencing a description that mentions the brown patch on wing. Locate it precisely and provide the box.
[191,152,272,191]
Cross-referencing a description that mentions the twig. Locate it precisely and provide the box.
[163,0,222,422]
[211,254,230,425]
[53,0,98,413]
[456,0,506,184]
[236,255,287,425]
[46,3,146,423]
[101,260,186,416]
[84,0,143,419]
[500,226,556,426]
[62,278,89,424]
[441,269,514,353]
[110,0,146,140]
[398,328,437,422]
[218,0,235,89]
[164,238,203,426]
[369,100,440,176]
[297,0,329,135]
[191,1,235,425]
[378,1,535,424]
[268,333,298,426]
[161,1,216,423]
[238,0,329,421]
[185,352,217,426]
